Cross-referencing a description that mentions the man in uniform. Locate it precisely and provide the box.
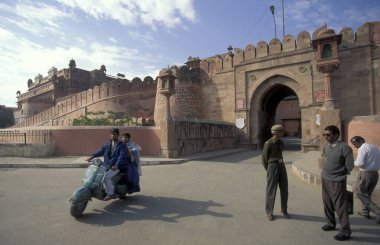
[321,125,354,241]
[262,124,289,221]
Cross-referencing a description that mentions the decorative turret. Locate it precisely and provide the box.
[312,28,342,74]
[27,79,33,88]
[158,68,176,98]
[100,64,106,74]
[312,27,342,109]
[69,59,76,69]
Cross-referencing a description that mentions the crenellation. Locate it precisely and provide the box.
[233,48,244,65]
[100,82,109,99]
[87,88,93,104]
[339,27,355,47]
[81,91,87,105]
[215,56,223,72]
[93,86,100,101]
[222,54,233,69]
[282,35,296,52]
[244,44,256,61]
[107,80,117,96]
[256,41,269,58]
[269,38,282,55]
[131,77,143,92]
[356,22,370,44]
[297,31,311,49]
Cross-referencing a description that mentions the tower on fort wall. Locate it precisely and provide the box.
[154,57,203,123]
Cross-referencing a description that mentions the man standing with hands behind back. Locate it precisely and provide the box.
[262,124,289,221]
[321,125,354,241]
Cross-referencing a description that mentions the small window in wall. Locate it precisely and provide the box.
[322,44,332,58]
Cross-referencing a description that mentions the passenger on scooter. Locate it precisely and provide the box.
[86,128,127,201]
[121,132,141,193]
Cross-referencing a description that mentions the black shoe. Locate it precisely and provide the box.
[267,214,274,221]
[282,211,290,219]
[334,232,351,241]
[321,224,336,231]
[357,211,371,219]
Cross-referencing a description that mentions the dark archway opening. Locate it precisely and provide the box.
[259,85,301,150]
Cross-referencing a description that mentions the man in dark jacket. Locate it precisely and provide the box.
[262,124,289,221]
[87,128,127,201]
[321,125,354,241]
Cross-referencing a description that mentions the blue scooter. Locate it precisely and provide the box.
[68,158,128,218]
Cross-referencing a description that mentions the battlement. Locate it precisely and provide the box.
[201,22,379,74]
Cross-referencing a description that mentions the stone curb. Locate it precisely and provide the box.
[292,157,380,203]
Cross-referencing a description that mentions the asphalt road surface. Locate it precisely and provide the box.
[0,151,379,245]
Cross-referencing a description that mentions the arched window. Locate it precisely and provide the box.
[322,44,332,58]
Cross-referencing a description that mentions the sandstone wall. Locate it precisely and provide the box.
[348,115,380,154]
[1,126,161,156]
[14,77,157,128]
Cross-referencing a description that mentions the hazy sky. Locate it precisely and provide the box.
[1,0,379,107]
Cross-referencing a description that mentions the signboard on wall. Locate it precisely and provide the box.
[314,90,325,103]
[236,99,244,110]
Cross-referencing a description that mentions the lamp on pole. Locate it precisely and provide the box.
[270,5,277,39]
[281,0,285,38]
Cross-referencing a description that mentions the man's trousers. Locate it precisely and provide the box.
[322,178,351,235]
[356,171,380,216]
[266,161,288,215]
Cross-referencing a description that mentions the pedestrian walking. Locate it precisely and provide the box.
[321,125,354,241]
[350,136,380,224]
[262,124,289,221]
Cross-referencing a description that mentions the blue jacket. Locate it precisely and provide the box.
[124,142,140,193]
[91,140,128,171]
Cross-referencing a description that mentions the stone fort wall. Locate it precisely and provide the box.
[14,77,157,128]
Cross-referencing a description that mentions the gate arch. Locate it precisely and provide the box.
[249,75,305,148]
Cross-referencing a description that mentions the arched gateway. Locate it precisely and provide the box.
[249,75,302,148]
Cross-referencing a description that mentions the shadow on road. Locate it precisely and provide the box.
[280,213,325,222]
[76,195,233,226]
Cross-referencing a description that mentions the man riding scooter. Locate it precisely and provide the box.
[86,128,127,201]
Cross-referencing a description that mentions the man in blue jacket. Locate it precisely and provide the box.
[87,128,127,201]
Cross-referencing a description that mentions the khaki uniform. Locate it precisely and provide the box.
[262,137,288,215]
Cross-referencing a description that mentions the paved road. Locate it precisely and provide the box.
[0,150,379,245]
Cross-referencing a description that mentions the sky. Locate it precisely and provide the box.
[0,0,379,107]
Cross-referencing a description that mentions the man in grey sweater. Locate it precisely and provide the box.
[321,125,354,241]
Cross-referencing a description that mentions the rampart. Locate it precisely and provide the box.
[14,77,157,128]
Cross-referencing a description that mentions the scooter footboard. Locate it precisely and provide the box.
[70,186,92,204]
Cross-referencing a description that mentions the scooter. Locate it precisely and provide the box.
[68,158,128,218]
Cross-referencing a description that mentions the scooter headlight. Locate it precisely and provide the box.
[92,158,102,166]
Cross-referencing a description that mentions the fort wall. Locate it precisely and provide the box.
[14,77,157,128]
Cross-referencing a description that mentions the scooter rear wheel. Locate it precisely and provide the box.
[70,200,88,218]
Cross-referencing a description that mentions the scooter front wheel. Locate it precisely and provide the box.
[70,200,88,218]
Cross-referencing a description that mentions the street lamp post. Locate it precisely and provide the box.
[282,0,285,38]
[270,5,277,39]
